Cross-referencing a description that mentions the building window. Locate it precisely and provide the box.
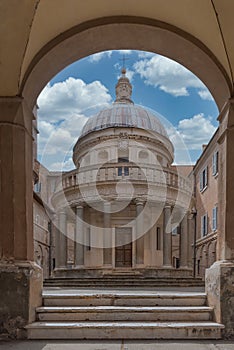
[172,226,179,235]
[212,206,218,232]
[48,221,52,233]
[124,166,129,176]
[118,166,129,176]
[201,213,208,237]
[199,166,208,191]
[197,259,200,275]
[212,151,219,176]
[173,257,180,269]
[34,182,41,193]
[156,227,161,250]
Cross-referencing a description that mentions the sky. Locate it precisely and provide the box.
[37,50,219,171]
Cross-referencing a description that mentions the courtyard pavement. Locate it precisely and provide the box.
[0,340,234,350]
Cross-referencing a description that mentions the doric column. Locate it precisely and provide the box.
[163,205,172,267]
[58,210,67,267]
[136,199,144,265]
[103,202,112,265]
[74,205,84,266]
[180,212,188,268]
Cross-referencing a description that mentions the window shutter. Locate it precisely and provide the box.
[212,154,216,175]
[216,152,219,174]
[212,206,218,231]
[200,172,203,191]
[212,152,219,176]
[201,216,203,236]
[216,206,218,230]
[205,167,208,187]
[205,213,208,235]
[212,207,216,231]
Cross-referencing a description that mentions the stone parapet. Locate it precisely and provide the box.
[206,260,234,339]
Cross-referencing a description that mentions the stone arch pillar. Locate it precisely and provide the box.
[0,97,43,339]
[206,100,234,338]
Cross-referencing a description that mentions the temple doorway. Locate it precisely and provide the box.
[115,227,132,268]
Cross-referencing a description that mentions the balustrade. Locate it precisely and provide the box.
[59,163,192,194]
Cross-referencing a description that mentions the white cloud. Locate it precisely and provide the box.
[167,113,217,164]
[37,77,112,122]
[38,114,88,157]
[137,51,155,59]
[117,68,135,82]
[118,50,132,55]
[169,113,217,152]
[49,158,74,171]
[37,77,112,169]
[89,50,132,64]
[125,70,135,81]
[198,89,214,101]
[89,50,113,62]
[133,55,207,97]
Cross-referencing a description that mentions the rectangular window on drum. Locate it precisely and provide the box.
[124,167,129,176]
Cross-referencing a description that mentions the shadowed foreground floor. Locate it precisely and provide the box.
[0,340,234,350]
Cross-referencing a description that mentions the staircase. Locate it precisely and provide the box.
[44,276,204,288]
[27,288,224,339]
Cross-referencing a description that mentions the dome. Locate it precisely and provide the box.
[80,103,168,138]
[79,68,168,139]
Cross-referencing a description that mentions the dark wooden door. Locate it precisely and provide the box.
[115,228,132,267]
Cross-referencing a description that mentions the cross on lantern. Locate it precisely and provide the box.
[119,54,130,69]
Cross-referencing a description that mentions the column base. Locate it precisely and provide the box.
[206,260,234,339]
[0,261,43,339]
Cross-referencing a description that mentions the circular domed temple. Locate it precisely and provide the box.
[51,69,193,278]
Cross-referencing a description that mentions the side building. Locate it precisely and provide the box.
[193,129,219,278]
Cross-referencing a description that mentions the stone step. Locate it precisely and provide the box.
[43,291,207,307]
[44,277,204,288]
[37,305,213,322]
[26,321,224,339]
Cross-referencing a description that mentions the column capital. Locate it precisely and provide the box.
[188,212,195,220]
[75,201,85,210]
[0,96,33,134]
[135,198,145,206]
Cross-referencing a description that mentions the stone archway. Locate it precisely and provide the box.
[1,15,234,339]
[21,17,231,110]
